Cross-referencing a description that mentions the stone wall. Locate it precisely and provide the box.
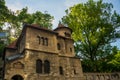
[4,24,84,80]
[4,49,84,80]
[84,72,120,80]
[25,27,58,53]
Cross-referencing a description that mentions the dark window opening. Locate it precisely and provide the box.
[41,37,45,45]
[37,35,41,44]
[44,60,50,74]
[11,75,23,80]
[64,32,71,37]
[57,43,61,50]
[45,38,48,46]
[70,48,72,52]
[37,35,48,46]
[59,66,63,75]
[74,69,77,74]
[36,59,42,73]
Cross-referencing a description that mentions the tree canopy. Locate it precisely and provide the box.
[0,0,54,39]
[62,0,120,72]
[0,0,54,57]
[0,0,9,27]
[5,7,54,38]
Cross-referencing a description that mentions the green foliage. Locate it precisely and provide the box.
[0,41,6,57]
[0,0,9,27]
[0,0,54,57]
[62,0,120,72]
[108,50,120,71]
[0,0,8,57]
[0,1,54,38]
[5,7,54,38]
[17,7,54,28]
[30,11,54,29]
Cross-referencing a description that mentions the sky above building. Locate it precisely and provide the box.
[5,0,120,28]
[5,0,120,48]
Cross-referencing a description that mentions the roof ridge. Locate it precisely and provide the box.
[6,40,17,49]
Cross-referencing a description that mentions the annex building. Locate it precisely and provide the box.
[3,23,84,80]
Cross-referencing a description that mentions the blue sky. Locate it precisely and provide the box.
[5,0,120,48]
[5,0,120,28]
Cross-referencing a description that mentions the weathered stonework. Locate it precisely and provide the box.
[84,73,120,80]
[4,24,84,80]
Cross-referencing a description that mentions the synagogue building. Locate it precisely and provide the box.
[3,23,84,80]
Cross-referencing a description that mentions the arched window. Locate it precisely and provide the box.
[37,35,41,44]
[64,32,71,37]
[45,38,48,46]
[44,60,50,74]
[36,59,42,73]
[59,66,63,75]
[41,37,45,45]
[70,48,72,52]
[74,69,77,74]
[57,43,61,50]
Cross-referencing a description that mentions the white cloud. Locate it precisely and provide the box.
[6,1,24,12]
[5,1,34,13]
[52,19,59,29]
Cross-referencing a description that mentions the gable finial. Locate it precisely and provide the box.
[58,21,64,27]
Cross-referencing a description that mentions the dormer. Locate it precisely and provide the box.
[54,23,72,38]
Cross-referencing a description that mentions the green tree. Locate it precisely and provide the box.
[108,50,120,71]
[30,11,53,29]
[5,7,54,39]
[0,0,54,57]
[0,0,9,57]
[0,41,6,57]
[0,0,9,27]
[62,0,120,72]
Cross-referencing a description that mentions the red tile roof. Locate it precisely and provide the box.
[6,40,17,49]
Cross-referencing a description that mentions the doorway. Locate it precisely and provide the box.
[11,75,23,80]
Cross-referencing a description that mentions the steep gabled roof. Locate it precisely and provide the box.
[54,23,72,33]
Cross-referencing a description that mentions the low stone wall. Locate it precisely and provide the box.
[84,72,120,80]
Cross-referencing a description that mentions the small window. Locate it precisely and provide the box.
[64,32,71,37]
[44,60,50,74]
[41,37,45,45]
[36,59,42,73]
[74,69,77,75]
[37,36,41,44]
[59,66,63,75]
[45,38,48,46]
[57,43,61,50]
[70,48,72,52]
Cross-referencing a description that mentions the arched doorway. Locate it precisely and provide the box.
[11,75,23,80]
